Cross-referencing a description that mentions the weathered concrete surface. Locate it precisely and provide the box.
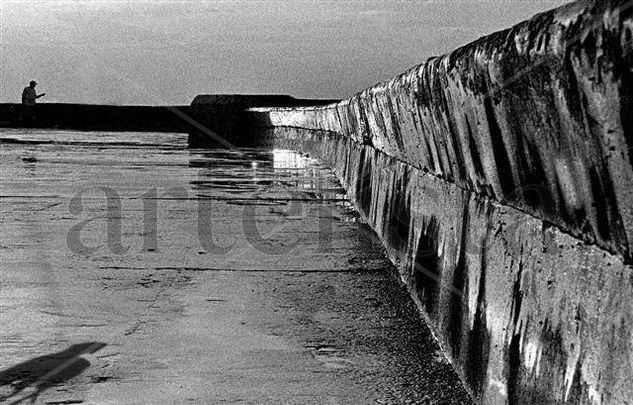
[262,127,633,404]
[245,1,633,403]
[0,129,471,404]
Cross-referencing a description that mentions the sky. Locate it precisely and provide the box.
[1,0,568,105]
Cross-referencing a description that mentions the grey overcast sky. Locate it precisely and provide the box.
[1,0,567,105]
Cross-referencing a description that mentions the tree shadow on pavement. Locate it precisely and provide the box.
[0,342,107,404]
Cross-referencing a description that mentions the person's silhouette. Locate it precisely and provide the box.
[21,81,45,105]
[0,342,106,404]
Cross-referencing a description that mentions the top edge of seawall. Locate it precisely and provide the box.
[248,0,608,114]
[192,94,340,108]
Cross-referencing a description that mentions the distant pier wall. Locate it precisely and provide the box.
[0,96,337,139]
[246,0,633,403]
[0,103,191,133]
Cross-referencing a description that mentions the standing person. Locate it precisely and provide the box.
[21,81,45,105]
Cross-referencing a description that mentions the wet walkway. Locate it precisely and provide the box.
[0,130,471,404]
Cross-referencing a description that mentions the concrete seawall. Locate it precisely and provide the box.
[245,0,633,403]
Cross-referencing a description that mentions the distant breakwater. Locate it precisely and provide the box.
[0,96,337,139]
[0,103,191,133]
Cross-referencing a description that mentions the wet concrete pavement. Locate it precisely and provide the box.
[0,130,472,404]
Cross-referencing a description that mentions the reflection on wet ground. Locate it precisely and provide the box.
[190,149,348,203]
[0,129,471,404]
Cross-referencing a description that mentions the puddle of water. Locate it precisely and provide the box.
[189,148,349,203]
